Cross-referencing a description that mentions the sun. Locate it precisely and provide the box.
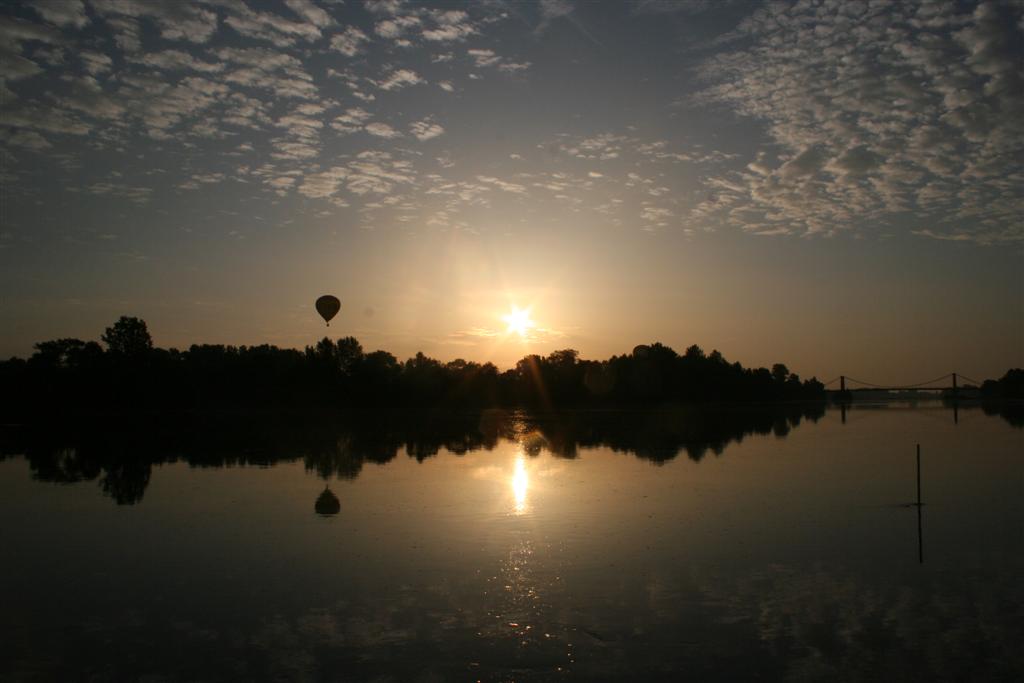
[502,306,534,338]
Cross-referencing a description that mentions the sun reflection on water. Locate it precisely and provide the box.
[512,455,529,514]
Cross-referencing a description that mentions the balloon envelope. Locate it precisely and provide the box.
[315,295,341,325]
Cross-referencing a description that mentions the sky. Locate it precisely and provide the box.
[1,0,1022,382]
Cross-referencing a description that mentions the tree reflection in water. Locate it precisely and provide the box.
[2,401,1016,507]
[1,403,1021,681]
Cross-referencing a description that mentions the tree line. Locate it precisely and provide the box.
[980,368,1024,400]
[0,314,854,417]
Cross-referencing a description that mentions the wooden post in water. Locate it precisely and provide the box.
[916,444,923,564]
[916,444,921,506]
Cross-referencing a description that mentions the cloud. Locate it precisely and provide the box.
[363,0,405,14]
[477,175,527,194]
[376,68,424,90]
[28,0,89,28]
[0,128,51,150]
[85,182,152,203]
[777,147,827,180]
[0,53,43,81]
[331,107,373,133]
[275,112,323,139]
[107,16,140,53]
[1,14,60,44]
[329,25,370,56]
[79,50,113,75]
[271,140,318,160]
[409,120,444,141]
[827,146,884,178]
[421,24,474,42]
[215,46,303,71]
[448,327,500,342]
[422,9,476,42]
[53,75,126,120]
[557,133,627,160]
[345,150,417,195]
[365,122,401,138]
[536,0,574,33]
[91,0,219,43]
[284,0,333,28]
[498,61,531,73]
[1,100,91,136]
[99,74,237,139]
[266,176,297,194]
[691,0,1024,242]
[374,14,420,39]
[30,41,66,65]
[467,48,500,67]
[215,47,318,99]
[297,166,350,199]
[641,205,673,224]
[465,48,531,74]
[137,50,224,73]
[7,0,1014,250]
[179,172,226,190]
[215,0,327,46]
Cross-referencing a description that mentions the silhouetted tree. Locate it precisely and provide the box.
[102,316,153,357]
[981,369,1024,400]
[31,338,99,368]
[771,363,789,383]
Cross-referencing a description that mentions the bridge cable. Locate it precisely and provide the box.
[896,374,956,389]
[843,374,952,390]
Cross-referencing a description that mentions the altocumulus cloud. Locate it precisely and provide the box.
[691,0,1024,243]
[410,120,444,141]
[0,0,1019,244]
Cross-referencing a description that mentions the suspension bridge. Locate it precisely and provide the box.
[821,373,985,425]
[821,373,983,396]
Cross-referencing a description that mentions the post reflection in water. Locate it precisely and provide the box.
[512,454,529,515]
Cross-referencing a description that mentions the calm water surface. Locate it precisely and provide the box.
[2,404,1022,681]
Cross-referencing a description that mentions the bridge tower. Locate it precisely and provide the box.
[952,372,958,399]
[840,375,846,392]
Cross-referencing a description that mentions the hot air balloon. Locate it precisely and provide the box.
[315,295,341,327]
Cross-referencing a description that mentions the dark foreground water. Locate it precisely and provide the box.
[1,403,1022,682]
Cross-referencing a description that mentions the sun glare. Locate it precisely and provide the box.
[502,306,534,338]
